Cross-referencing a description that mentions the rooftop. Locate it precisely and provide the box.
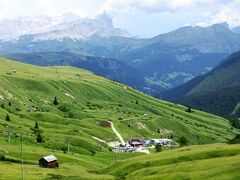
[42,155,57,162]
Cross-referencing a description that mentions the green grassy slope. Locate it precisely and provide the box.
[0,57,238,179]
[106,143,240,179]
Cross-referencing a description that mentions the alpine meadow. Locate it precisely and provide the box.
[0,0,240,179]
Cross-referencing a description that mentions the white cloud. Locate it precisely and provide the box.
[210,0,240,27]
[100,0,223,14]
[196,0,240,28]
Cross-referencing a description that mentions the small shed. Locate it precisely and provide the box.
[151,138,173,146]
[39,155,59,168]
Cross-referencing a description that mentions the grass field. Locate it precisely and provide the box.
[0,57,239,179]
[1,141,240,179]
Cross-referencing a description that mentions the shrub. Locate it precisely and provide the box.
[36,133,43,143]
[58,104,69,112]
[178,136,188,147]
[155,144,162,152]
[186,105,192,113]
[5,114,10,121]
[1,103,5,109]
[68,112,74,118]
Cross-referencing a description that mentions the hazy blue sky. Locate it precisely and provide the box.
[0,0,239,37]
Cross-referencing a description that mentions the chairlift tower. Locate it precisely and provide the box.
[7,126,11,142]
[21,133,24,180]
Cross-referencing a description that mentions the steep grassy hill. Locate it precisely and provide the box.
[2,52,156,94]
[162,51,240,118]
[0,57,238,179]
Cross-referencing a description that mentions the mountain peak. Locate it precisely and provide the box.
[212,22,229,29]
[95,12,113,27]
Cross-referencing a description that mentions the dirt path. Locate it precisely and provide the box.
[107,121,126,146]
[231,102,240,115]
[138,122,154,135]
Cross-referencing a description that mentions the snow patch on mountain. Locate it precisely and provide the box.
[0,13,132,40]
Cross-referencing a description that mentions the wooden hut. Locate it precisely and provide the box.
[129,137,144,147]
[39,155,58,168]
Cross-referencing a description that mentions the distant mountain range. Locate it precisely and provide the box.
[1,14,240,93]
[162,51,240,117]
[0,13,131,40]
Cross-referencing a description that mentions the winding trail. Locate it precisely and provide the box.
[107,121,126,146]
[231,102,240,115]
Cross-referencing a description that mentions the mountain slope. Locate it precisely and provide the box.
[1,52,154,93]
[106,143,240,179]
[162,51,240,117]
[0,57,237,179]
[118,24,240,88]
[0,57,235,145]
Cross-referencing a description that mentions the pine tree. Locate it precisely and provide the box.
[36,133,43,143]
[1,103,5,109]
[53,96,58,105]
[35,121,39,129]
[5,114,10,121]
[186,105,192,113]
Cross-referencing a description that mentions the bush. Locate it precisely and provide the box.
[5,114,10,121]
[58,104,69,112]
[229,134,240,144]
[68,112,74,118]
[186,105,192,113]
[178,136,188,147]
[36,133,43,143]
[155,144,162,152]
[229,116,240,129]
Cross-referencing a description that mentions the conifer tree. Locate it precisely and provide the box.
[5,114,10,121]
[53,96,58,105]
[36,133,43,143]
[35,121,39,129]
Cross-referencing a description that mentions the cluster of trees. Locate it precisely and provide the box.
[178,136,188,147]
[32,121,43,143]
[229,116,240,129]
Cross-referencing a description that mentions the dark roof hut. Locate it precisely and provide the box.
[129,137,145,147]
